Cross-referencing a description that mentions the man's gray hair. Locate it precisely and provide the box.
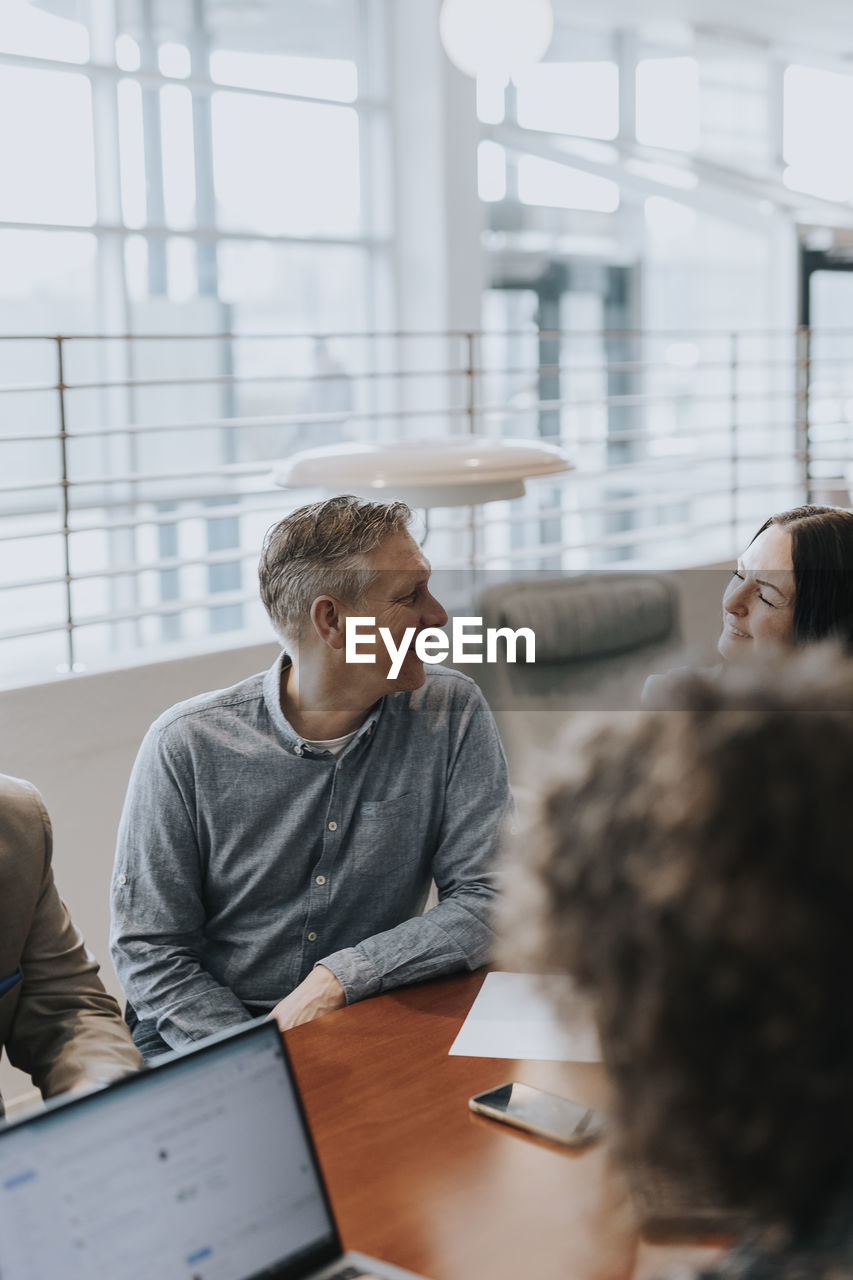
[259,494,413,644]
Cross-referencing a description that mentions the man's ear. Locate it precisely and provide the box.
[309,596,346,650]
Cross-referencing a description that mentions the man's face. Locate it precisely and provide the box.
[350,530,448,692]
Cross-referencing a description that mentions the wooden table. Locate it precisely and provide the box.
[285,971,723,1280]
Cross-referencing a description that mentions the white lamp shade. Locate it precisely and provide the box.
[271,436,572,509]
[439,0,554,80]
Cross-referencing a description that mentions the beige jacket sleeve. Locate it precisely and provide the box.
[2,778,141,1097]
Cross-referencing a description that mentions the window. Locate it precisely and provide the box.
[0,66,96,225]
[517,155,619,213]
[0,0,384,685]
[636,57,700,151]
[478,141,507,202]
[0,0,88,63]
[211,94,360,237]
[515,61,619,140]
[783,65,853,203]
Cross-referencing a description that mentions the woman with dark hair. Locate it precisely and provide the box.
[719,504,853,659]
[503,651,853,1279]
[645,506,853,705]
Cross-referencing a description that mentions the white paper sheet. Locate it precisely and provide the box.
[448,971,601,1062]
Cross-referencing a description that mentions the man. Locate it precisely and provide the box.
[111,495,512,1057]
[0,774,140,1114]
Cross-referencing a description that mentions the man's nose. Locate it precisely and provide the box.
[423,592,448,628]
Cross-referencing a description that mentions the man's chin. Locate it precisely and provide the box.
[390,660,427,691]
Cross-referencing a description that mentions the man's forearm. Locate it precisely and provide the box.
[319,891,494,1004]
[111,939,252,1049]
[36,1005,142,1097]
[153,981,254,1047]
[9,987,142,1097]
[14,865,142,1095]
[268,965,345,1032]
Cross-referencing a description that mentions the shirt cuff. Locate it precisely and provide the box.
[157,987,252,1047]
[317,947,382,1004]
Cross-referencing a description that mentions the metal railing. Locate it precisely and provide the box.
[1,326,850,686]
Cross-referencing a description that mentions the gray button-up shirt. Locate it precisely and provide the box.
[110,653,512,1049]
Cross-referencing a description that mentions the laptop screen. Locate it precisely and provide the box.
[0,1022,339,1280]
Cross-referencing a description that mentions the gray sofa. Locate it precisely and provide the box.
[471,571,684,786]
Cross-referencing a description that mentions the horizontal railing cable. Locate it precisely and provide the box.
[0,325,845,682]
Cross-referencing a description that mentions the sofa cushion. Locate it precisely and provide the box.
[478,573,678,664]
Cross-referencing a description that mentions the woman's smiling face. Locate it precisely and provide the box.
[718,523,796,661]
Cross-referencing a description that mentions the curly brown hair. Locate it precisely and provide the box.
[501,649,853,1234]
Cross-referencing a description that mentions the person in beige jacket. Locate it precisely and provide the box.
[0,773,141,1115]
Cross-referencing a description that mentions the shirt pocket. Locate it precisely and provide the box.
[348,792,420,881]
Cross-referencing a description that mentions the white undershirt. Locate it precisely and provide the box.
[300,730,357,758]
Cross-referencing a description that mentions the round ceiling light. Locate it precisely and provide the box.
[271,436,572,509]
[439,0,554,80]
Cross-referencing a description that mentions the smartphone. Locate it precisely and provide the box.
[469,1081,606,1148]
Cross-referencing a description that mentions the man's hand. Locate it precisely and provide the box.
[268,965,346,1032]
[69,1078,108,1095]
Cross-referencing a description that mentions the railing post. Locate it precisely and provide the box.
[56,335,75,673]
[465,330,479,569]
[465,328,477,437]
[796,325,812,503]
[729,331,739,556]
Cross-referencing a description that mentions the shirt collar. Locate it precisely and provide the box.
[263,650,384,757]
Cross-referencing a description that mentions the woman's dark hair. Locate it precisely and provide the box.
[751,505,853,647]
[502,651,853,1236]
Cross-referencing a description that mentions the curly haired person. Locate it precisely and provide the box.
[504,649,853,1279]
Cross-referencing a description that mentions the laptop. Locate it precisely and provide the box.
[0,1019,428,1280]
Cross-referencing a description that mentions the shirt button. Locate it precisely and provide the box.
[328,821,337,831]
[118,874,127,885]
[294,745,303,756]
[307,931,317,942]
[315,875,326,885]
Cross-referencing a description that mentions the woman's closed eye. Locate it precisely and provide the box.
[731,568,775,606]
